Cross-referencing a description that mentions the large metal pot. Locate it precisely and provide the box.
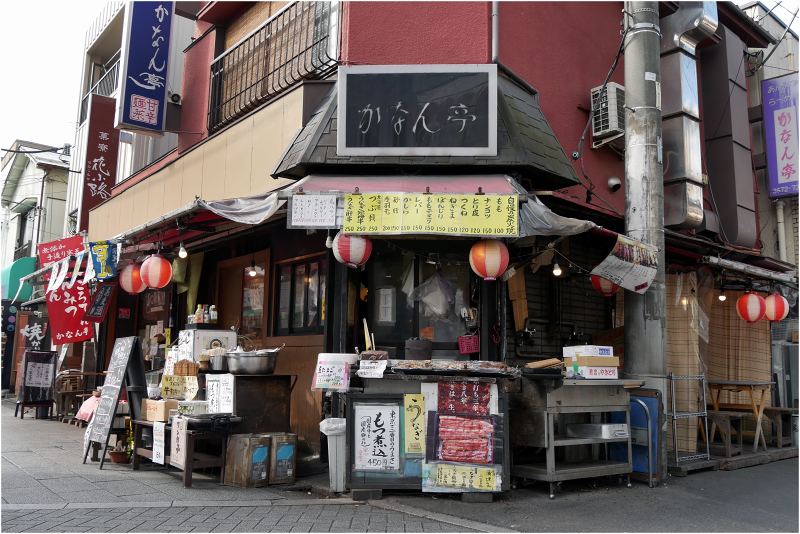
[226,345,284,375]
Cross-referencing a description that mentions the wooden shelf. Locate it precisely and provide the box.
[553,436,629,447]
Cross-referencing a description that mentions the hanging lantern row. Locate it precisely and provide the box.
[119,263,147,295]
[469,240,509,281]
[119,254,174,295]
[590,274,620,298]
[734,291,790,323]
[765,292,790,322]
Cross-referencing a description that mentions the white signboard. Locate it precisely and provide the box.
[590,234,658,294]
[313,359,350,391]
[153,422,166,465]
[170,416,188,470]
[354,404,400,471]
[289,195,338,228]
[25,362,55,388]
[357,360,387,378]
[206,374,235,413]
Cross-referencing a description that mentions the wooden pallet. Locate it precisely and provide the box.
[717,446,798,471]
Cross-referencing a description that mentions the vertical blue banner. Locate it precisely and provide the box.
[116,1,174,133]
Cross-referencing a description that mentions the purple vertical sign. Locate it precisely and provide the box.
[762,74,798,199]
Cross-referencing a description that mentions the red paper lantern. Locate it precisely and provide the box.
[764,293,790,322]
[736,292,766,323]
[469,240,509,281]
[590,274,620,297]
[140,254,173,289]
[332,232,372,269]
[119,263,146,295]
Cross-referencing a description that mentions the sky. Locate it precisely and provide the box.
[0,0,797,157]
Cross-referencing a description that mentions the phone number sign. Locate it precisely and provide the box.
[343,193,518,237]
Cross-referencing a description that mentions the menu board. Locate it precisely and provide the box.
[153,422,166,465]
[170,416,188,469]
[312,359,350,391]
[353,403,400,472]
[83,336,145,468]
[206,374,234,413]
[421,462,501,493]
[20,351,57,403]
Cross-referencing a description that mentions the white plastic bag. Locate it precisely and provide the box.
[319,417,346,436]
[407,272,455,319]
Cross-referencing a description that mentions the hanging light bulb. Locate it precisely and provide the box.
[718,290,727,302]
[178,242,188,259]
[552,262,563,277]
[248,258,257,277]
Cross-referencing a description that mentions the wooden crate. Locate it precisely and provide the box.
[223,433,271,488]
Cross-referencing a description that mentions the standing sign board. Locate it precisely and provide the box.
[83,337,147,468]
[80,95,120,232]
[115,1,174,133]
[762,74,798,198]
[20,351,57,403]
[338,64,497,156]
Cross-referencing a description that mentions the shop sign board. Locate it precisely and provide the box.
[85,282,116,323]
[46,281,94,345]
[206,373,234,413]
[354,403,400,471]
[81,96,120,232]
[762,74,798,198]
[288,194,338,229]
[403,394,426,455]
[590,234,658,294]
[312,359,350,391]
[338,64,497,156]
[153,422,166,464]
[116,1,174,133]
[37,236,84,282]
[343,193,518,237]
[88,241,119,281]
[20,315,49,351]
[170,416,188,469]
[161,375,198,400]
[421,462,501,493]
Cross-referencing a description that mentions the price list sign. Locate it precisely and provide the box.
[343,193,518,237]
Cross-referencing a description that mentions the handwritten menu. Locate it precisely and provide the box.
[153,422,166,465]
[20,351,57,403]
[170,416,188,470]
[87,337,136,445]
[161,375,199,400]
[354,404,400,472]
[313,359,350,391]
[205,374,234,413]
[422,462,501,493]
[343,193,518,237]
[403,394,426,455]
[357,360,387,378]
[289,194,338,228]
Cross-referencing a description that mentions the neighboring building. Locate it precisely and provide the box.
[1,140,70,301]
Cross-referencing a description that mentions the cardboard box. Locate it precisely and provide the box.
[141,399,180,422]
[564,356,620,367]
[566,366,618,379]
[562,345,614,358]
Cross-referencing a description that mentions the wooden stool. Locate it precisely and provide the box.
[764,407,798,448]
[708,410,745,458]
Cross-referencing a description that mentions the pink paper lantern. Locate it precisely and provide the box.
[119,263,146,295]
[469,240,509,281]
[764,293,790,322]
[140,254,173,289]
[590,275,620,298]
[332,232,372,269]
[736,292,766,324]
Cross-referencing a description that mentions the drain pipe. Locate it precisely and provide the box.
[776,200,788,262]
[490,1,539,96]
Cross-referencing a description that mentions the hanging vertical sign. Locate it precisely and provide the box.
[116,1,174,133]
[89,241,119,280]
[37,236,84,280]
[762,74,798,198]
[46,281,93,345]
[81,95,120,232]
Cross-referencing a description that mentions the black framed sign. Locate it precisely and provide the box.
[337,64,497,157]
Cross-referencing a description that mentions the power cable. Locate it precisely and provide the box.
[1,145,69,155]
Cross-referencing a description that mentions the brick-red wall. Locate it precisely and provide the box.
[178,22,216,153]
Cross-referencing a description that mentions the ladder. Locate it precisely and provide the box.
[667,373,710,464]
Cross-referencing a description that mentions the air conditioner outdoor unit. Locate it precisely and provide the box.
[591,82,625,152]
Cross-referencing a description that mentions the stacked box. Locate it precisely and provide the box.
[267,433,297,485]
[141,399,180,422]
[563,346,617,379]
[224,434,271,488]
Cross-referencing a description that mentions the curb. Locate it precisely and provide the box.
[1,497,364,511]
[370,499,519,533]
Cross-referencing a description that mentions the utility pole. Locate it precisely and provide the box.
[622,1,667,476]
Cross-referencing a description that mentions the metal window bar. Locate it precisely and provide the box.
[79,59,121,124]
[668,372,711,464]
[208,1,338,131]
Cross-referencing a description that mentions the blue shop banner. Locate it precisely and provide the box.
[115,1,174,133]
[89,241,119,281]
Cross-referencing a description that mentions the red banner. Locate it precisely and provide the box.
[37,235,84,269]
[438,381,491,416]
[46,281,93,345]
[80,94,120,232]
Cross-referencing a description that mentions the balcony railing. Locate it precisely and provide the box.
[208,1,338,131]
[13,243,31,261]
[79,59,121,124]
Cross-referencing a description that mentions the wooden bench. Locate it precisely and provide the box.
[763,407,798,448]
[707,411,746,458]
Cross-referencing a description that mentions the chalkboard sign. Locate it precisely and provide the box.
[20,351,57,403]
[83,336,147,468]
[338,64,497,157]
[85,282,115,322]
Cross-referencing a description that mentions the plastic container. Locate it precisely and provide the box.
[320,418,346,493]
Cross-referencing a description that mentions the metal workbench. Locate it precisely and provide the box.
[510,378,634,498]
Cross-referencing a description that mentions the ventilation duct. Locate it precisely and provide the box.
[660,2,718,228]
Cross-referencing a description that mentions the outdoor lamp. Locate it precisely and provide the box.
[552,262,562,277]
[178,242,188,259]
[248,259,258,277]
[718,290,727,302]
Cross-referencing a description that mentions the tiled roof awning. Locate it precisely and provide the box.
[272,76,580,191]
